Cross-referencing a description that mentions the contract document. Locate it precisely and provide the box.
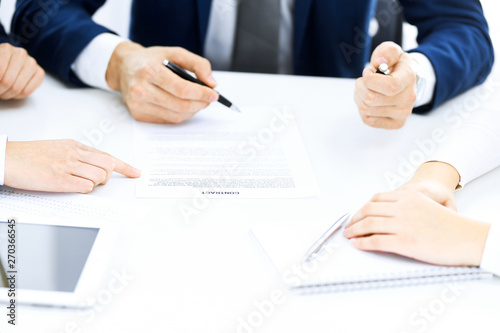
[133,105,319,198]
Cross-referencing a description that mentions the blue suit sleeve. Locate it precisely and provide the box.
[401,0,494,113]
[12,0,114,86]
[0,23,10,44]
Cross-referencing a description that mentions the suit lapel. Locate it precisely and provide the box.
[294,0,313,64]
[197,0,212,47]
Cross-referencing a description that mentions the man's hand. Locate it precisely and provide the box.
[0,43,44,100]
[354,42,417,129]
[106,42,218,124]
[4,140,140,193]
[345,190,490,267]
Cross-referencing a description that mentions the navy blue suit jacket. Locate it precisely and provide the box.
[12,0,494,112]
[0,17,9,44]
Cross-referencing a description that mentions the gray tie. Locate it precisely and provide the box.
[232,0,281,73]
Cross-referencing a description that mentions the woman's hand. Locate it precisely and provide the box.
[4,140,140,193]
[345,190,490,267]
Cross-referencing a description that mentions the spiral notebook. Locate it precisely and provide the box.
[251,219,493,293]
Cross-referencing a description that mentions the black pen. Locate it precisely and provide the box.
[162,59,241,113]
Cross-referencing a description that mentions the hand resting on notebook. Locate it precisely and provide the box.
[345,189,490,267]
[344,161,490,267]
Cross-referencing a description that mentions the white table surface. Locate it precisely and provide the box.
[1,71,500,333]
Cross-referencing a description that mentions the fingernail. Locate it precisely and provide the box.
[209,94,218,103]
[133,168,141,174]
[208,76,217,85]
[343,227,349,237]
[349,238,356,245]
[377,57,388,65]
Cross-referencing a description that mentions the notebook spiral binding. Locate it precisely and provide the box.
[290,267,493,294]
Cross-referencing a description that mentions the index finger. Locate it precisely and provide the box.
[112,156,141,178]
[78,143,141,179]
[347,193,400,227]
[167,48,216,88]
[155,68,218,103]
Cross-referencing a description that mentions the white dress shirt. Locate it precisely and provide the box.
[428,93,500,187]
[427,90,500,275]
[71,0,435,107]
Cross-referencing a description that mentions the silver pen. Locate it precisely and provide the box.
[376,63,391,75]
[302,213,351,263]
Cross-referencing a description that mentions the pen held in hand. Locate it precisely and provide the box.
[162,59,241,113]
[376,63,391,75]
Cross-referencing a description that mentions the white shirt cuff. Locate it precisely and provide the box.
[409,52,436,108]
[71,33,128,91]
[481,223,500,276]
[0,135,7,186]
[426,108,500,187]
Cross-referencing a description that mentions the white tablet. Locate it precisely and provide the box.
[0,216,119,308]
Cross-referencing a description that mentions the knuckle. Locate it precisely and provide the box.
[137,64,155,79]
[171,46,184,54]
[360,202,373,215]
[14,47,28,58]
[361,115,371,125]
[358,102,369,114]
[128,84,145,100]
[9,84,23,96]
[387,82,400,96]
[198,58,211,71]
[1,76,14,89]
[354,237,366,249]
[407,91,417,105]
[362,115,377,127]
[364,92,377,106]
[366,237,381,250]
[363,217,376,229]
[26,56,36,67]
[14,93,28,100]
[81,182,94,194]
[19,47,28,57]
[37,66,45,77]
[96,170,107,184]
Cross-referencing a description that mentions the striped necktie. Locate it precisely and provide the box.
[232,0,281,73]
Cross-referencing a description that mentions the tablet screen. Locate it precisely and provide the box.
[0,222,99,292]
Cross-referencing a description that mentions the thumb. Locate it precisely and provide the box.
[370,41,404,72]
[112,157,141,179]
